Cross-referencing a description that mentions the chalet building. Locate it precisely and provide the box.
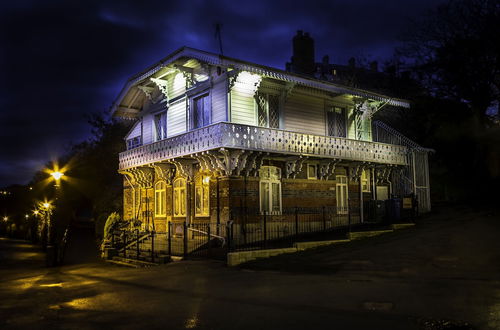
[111,41,431,236]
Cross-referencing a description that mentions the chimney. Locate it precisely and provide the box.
[289,30,315,75]
[348,57,355,68]
[322,55,329,65]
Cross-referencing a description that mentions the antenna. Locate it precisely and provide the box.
[214,23,224,55]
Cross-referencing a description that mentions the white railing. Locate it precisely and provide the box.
[119,122,408,170]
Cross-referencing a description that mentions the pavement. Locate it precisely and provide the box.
[0,206,499,329]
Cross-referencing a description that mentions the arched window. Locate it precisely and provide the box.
[173,178,186,217]
[259,166,281,215]
[195,175,210,216]
[154,181,166,217]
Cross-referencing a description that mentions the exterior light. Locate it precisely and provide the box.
[50,171,64,181]
[203,176,211,184]
[3,216,7,221]
[33,210,39,216]
[25,214,29,219]
[43,202,51,209]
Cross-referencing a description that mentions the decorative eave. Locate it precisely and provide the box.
[110,47,410,117]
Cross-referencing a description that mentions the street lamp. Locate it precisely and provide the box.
[50,171,64,181]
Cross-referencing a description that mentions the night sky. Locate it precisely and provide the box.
[0,0,442,187]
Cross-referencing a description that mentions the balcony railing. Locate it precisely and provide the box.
[119,122,408,170]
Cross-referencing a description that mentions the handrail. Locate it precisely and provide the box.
[187,226,226,246]
[118,232,151,252]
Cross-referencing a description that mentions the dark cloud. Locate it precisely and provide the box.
[0,0,442,187]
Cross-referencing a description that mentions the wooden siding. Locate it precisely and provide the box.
[142,113,154,145]
[283,92,325,135]
[211,78,227,123]
[230,89,256,125]
[167,98,187,137]
[125,120,142,140]
[168,72,186,100]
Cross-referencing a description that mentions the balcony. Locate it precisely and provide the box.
[119,122,408,170]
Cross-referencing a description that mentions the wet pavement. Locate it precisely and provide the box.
[0,207,499,329]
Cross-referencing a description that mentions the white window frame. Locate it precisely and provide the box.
[154,181,166,217]
[195,175,210,217]
[255,92,280,129]
[190,92,211,130]
[173,178,186,217]
[336,175,349,215]
[154,110,168,142]
[259,166,282,215]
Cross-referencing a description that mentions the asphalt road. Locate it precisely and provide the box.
[0,206,498,329]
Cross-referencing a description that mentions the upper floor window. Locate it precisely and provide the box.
[259,166,281,215]
[255,92,280,129]
[195,175,210,217]
[154,181,166,217]
[192,93,210,129]
[326,106,346,137]
[126,136,142,150]
[154,111,167,141]
[173,178,186,217]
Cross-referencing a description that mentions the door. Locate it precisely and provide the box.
[336,175,348,214]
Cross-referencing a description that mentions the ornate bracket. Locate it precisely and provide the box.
[150,163,175,185]
[227,70,240,91]
[318,159,341,180]
[349,163,368,183]
[168,159,195,181]
[150,78,169,100]
[121,167,154,189]
[285,156,307,179]
[283,82,295,100]
[376,165,394,184]
[137,85,154,101]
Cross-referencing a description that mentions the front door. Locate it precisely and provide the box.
[336,175,348,214]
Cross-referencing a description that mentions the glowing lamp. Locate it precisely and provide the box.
[50,171,64,181]
[43,202,51,209]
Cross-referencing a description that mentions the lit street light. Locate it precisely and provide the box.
[50,171,64,181]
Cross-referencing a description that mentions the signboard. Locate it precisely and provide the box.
[402,197,413,209]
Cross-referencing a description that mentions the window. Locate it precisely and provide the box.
[195,175,210,216]
[255,92,280,128]
[154,181,166,217]
[259,166,281,214]
[126,136,142,150]
[336,175,348,214]
[307,164,317,180]
[361,169,371,192]
[192,93,210,129]
[173,178,186,217]
[326,106,346,137]
[154,111,167,141]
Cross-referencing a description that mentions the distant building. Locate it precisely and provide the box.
[110,37,430,237]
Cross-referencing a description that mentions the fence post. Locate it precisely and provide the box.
[168,222,172,256]
[183,221,188,259]
[136,229,139,260]
[207,224,211,257]
[348,202,352,238]
[322,206,326,232]
[226,222,233,253]
[295,208,299,238]
[151,231,155,263]
[263,211,267,249]
[124,232,127,258]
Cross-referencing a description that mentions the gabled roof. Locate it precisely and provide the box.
[111,47,410,117]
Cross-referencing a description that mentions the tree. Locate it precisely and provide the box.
[400,0,500,125]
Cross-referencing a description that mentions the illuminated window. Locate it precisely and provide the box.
[154,181,166,217]
[173,178,186,217]
[255,92,280,129]
[195,175,210,217]
[307,164,318,180]
[336,175,348,214]
[361,169,371,192]
[259,166,281,215]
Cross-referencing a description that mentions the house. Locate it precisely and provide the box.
[110,39,431,238]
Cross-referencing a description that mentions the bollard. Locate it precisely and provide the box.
[168,222,172,256]
[263,211,267,249]
[207,224,211,257]
[151,231,155,263]
[183,222,188,259]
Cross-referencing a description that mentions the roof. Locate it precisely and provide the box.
[110,47,410,116]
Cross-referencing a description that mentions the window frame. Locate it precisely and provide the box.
[154,181,166,217]
[361,169,371,192]
[336,175,349,215]
[255,92,280,129]
[195,175,210,217]
[307,164,318,180]
[190,92,211,130]
[259,166,282,215]
[154,110,168,141]
[173,178,186,217]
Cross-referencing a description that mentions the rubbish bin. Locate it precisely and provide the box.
[385,198,401,223]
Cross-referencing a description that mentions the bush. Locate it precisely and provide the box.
[103,212,121,240]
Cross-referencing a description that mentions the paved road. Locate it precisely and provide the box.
[0,207,498,329]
